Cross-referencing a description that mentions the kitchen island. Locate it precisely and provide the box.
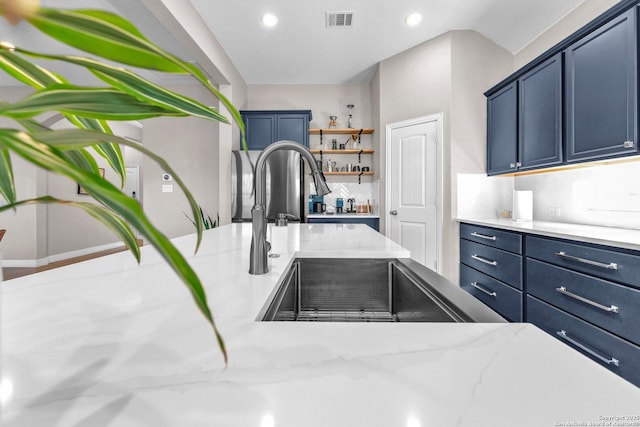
[2,223,639,426]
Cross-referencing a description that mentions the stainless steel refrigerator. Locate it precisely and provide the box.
[231,150,303,222]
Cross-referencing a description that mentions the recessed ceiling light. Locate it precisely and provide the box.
[261,13,278,27]
[405,12,423,27]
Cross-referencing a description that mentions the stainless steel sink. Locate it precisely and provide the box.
[259,258,506,323]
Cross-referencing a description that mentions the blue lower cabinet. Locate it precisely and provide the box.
[527,295,640,387]
[460,264,522,321]
[307,216,379,231]
[459,239,523,289]
[527,258,640,345]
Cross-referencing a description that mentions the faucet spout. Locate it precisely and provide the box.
[249,140,330,275]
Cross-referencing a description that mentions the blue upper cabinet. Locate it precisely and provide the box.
[518,53,563,170]
[487,82,518,175]
[565,8,638,162]
[241,110,312,150]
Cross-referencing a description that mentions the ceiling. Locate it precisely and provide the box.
[0,0,588,87]
[191,0,588,84]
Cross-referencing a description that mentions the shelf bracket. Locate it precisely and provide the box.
[358,128,363,145]
[319,129,323,147]
[318,150,324,162]
[358,172,363,184]
[358,149,363,163]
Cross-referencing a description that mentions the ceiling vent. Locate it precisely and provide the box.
[326,11,354,28]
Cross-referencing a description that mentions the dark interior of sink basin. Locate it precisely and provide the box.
[261,258,470,322]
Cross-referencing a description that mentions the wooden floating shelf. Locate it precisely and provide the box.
[323,171,375,176]
[311,149,374,154]
[309,128,374,135]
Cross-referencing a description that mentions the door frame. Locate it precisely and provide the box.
[385,113,444,273]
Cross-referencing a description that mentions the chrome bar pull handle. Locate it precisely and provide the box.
[555,251,618,270]
[556,330,619,366]
[471,254,498,266]
[470,232,497,241]
[556,287,619,313]
[470,281,497,297]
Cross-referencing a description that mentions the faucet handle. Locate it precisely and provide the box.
[275,213,295,226]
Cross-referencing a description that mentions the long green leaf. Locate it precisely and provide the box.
[28,128,204,253]
[0,48,63,88]
[70,117,126,187]
[15,47,229,123]
[27,8,186,73]
[12,48,229,123]
[0,196,140,262]
[0,85,187,120]
[59,148,100,175]
[0,129,226,362]
[0,145,16,204]
[25,8,246,147]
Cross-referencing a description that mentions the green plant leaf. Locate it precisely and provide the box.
[27,8,187,73]
[0,85,187,120]
[0,49,127,185]
[69,117,126,187]
[0,195,141,262]
[27,127,204,252]
[0,128,226,362]
[59,147,100,175]
[0,48,64,88]
[24,8,247,148]
[0,145,16,204]
[12,48,230,124]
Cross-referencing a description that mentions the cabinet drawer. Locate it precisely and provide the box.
[527,259,640,345]
[527,296,640,387]
[460,239,522,289]
[526,236,640,289]
[460,264,522,321]
[460,223,522,254]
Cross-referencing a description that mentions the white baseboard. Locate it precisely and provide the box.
[1,241,126,268]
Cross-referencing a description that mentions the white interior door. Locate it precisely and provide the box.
[386,114,442,272]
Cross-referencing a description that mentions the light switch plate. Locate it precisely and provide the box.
[162,184,173,193]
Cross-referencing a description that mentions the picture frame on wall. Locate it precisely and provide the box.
[77,168,105,195]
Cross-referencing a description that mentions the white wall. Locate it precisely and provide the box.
[142,84,222,239]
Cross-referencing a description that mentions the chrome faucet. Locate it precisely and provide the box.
[249,140,331,275]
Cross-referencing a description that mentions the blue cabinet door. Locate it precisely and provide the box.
[242,110,312,150]
[565,9,638,162]
[277,114,310,147]
[487,82,518,175]
[243,113,276,150]
[518,53,563,170]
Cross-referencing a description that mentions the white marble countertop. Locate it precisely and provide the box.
[2,223,639,426]
[458,217,640,251]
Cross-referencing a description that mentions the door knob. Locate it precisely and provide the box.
[390,210,398,215]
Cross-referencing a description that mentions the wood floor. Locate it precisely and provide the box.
[2,240,143,281]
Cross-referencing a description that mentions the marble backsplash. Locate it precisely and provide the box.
[458,161,640,230]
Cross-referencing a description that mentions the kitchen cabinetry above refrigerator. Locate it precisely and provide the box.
[485,1,638,175]
[241,110,312,149]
